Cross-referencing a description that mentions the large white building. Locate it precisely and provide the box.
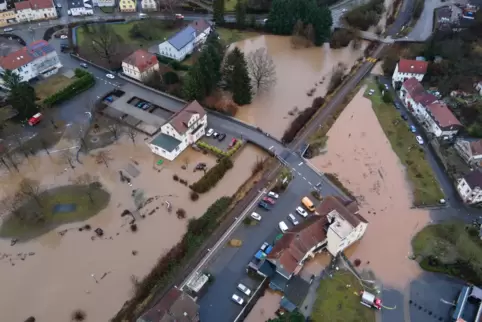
[400,78,462,139]
[93,0,115,7]
[392,59,428,89]
[141,0,157,11]
[68,0,93,16]
[457,170,482,205]
[15,0,57,22]
[0,40,62,86]
[148,100,207,161]
[455,138,482,166]
[157,19,212,62]
[122,49,159,81]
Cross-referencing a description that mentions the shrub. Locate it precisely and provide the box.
[282,97,325,143]
[173,175,179,181]
[354,259,362,267]
[24,317,36,322]
[163,71,180,85]
[130,224,138,232]
[204,93,239,116]
[329,29,355,49]
[190,158,234,193]
[190,191,199,201]
[197,140,243,157]
[345,0,384,31]
[382,91,393,103]
[156,54,190,71]
[251,158,264,175]
[176,208,186,219]
[71,310,86,321]
[243,217,254,225]
[43,69,95,107]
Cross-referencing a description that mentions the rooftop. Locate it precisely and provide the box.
[283,275,311,307]
[189,19,212,36]
[168,100,206,135]
[397,59,429,75]
[425,101,461,128]
[0,46,32,70]
[14,0,31,10]
[317,196,367,228]
[463,170,482,189]
[402,78,438,106]
[137,288,199,322]
[470,139,482,156]
[167,25,196,51]
[150,133,182,152]
[123,49,158,73]
[30,0,55,9]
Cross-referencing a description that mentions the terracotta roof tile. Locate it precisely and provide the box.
[123,49,158,73]
[0,47,33,70]
[15,1,31,10]
[189,19,211,36]
[425,101,461,128]
[317,196,367,227]
[398,59,428,74]
[30,0,55,9]
[139,288,199,322]
[470,140,482,156]
[402,78,437,106]
[168,100,206,135]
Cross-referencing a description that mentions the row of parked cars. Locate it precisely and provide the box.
[231,283,252,305]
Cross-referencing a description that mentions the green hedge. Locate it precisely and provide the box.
[112,196,232,322]
[156,54,191,71]
[197,140,243,157]
[190,157,234,193]
[43,68,95,106]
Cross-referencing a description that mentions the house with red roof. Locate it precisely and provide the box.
[15,0,57,23]
[392,58,428,89]
[122,49,159,81]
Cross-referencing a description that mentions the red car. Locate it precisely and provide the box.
[263,197,276,205]
[228,138,237,149]
[28,113,42,126]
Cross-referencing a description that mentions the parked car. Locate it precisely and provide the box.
[258,201,271,210]
[104,96,113,102]
[213,132,219,138]
[296,206,308,218]
[279,221,288,233]
[416,135,424,145]
[394,103,401,109]
[106,73,115,79]
[60,35,68,39]
[288,214,299,225]
[3,27,13,32]
[237,283,252,296]
[401,114,408,121]
[368,89,375,96]
[229,138,238,149]
[28,113,42,126]
[260,242,270,252]
[206,128,214,137]
[80,63,88,68]
[195,162,207,170]
[262,197,276,205]
[175,13,184,20]
[231,294,244,305]
[218,133,226,141]
[410,125,416,133]
[267,191,279,199]
[251,212,262,221]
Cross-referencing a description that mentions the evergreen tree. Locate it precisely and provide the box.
[231,52,252,105]
[198,50,216,95]
[235,0,247,28]
[2,70,37,119]
[213,0,225,24]
[222,48,244,90]
[183,63,206,101]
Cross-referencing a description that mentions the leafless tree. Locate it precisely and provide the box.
[246,48,277,92]
[60,150,75,169]
[86,24,122,68]
[126,127,138,145]
[108,122,121,141]
[94,150,112,168]
[74,173,97,203]
[18,178,42,208]
[328,62,347,93]
[4,152,19,172]
[39,138,51,157]
[159,0,183,18]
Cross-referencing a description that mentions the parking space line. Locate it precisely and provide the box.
[302,177,307,180]
[297,172,302,176]
[308,182,312,186]
[292,167,296,172]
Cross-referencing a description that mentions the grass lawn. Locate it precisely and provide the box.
[311,271,376,322]
[412,221,482,284]
[365,78,444,206]
[99,6,115,13]
[216,28,261,44]
[34,74,74,101]
[224,0,237,11]
[0,184,110,240]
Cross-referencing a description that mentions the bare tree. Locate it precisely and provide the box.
[60,150,75,169]
[328,62,347,93]
[94,150,112,168]
[159,0,183,18]
[86,24,122,68]
[126,127,138,145]
[4,152,19,172]
[246,48,277,92]
[74,173,97,203]
[18,178,42,208]
[108,122,121,141]
[39,139,51,157]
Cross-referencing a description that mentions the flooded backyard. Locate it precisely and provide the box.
[234,35,367,139]
[0,134,266,322]
[310,84,431,289]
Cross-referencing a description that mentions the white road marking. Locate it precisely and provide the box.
[292,167,296,171]
[298,162,303,166]
[303,177,307,180]
[297,172,302,176]
[269,146,274,150]
[308,182,312,186]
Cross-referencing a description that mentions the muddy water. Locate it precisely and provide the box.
[0,134,267,322]
[234,35,367,139]
[311,86,431,289]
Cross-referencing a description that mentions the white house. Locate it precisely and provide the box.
[15,0,57,22]
[189,19,212,45]
[266,196,367,280]
[0,40,62,86]
[392,59,429,89]
[141,0,157,11]
[68,0,93,16]
[457,170,482,205]
[455,138,482,166]
[148,100,207,161]
[122,49,159,81]
[158,25,196,62]
[95,0,115,7]
[0,0,7,11]
[475,81,482,95]
[399,78,437,116]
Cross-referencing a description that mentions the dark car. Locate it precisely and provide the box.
[80,63,88,68]
[394,103,402,109]
[401,114,408,121]
[258,201,271,210]
[218,133,226,141]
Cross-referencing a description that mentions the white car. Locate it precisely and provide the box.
[342,8,347,12]
[206,128,214,137]
[296,206,308,218]
[251,212,262,221]
[232,294,244,305]
[106,74,115,79]
[279,221,288,233]
[60,35,68,39]
[368,89,375,96]
[288,214,299,226]
[213,132,219,138]
[267,191,279,199]
[416,135,424,145]
[237,283,252,296]
[3,27,13,32]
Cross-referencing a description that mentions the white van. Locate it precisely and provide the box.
[279,221,288,233]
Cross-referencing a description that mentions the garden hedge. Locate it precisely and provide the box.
[155,54,191,71]
[197,140,243,158]
[43,68,95,107]
[190,157,234,193]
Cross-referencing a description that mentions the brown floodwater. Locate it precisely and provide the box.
[310,86,431,290]
[235,35,367,139]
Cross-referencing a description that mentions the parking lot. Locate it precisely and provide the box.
[202,125,241,152]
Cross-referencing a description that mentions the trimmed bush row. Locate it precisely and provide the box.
[190,157,234,193]
[43,68,95,107]
[282,96,325,144]
[112,196,232,322]
[155,54,191,71]
[197,140,243,158]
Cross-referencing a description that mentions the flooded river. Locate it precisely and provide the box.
[235,35,367,139]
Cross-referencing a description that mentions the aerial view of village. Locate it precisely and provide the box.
[1,0,482,320]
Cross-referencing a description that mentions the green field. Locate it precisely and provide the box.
[311,271,376,322]
[216,27,261,44]
[365,79,444,206]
